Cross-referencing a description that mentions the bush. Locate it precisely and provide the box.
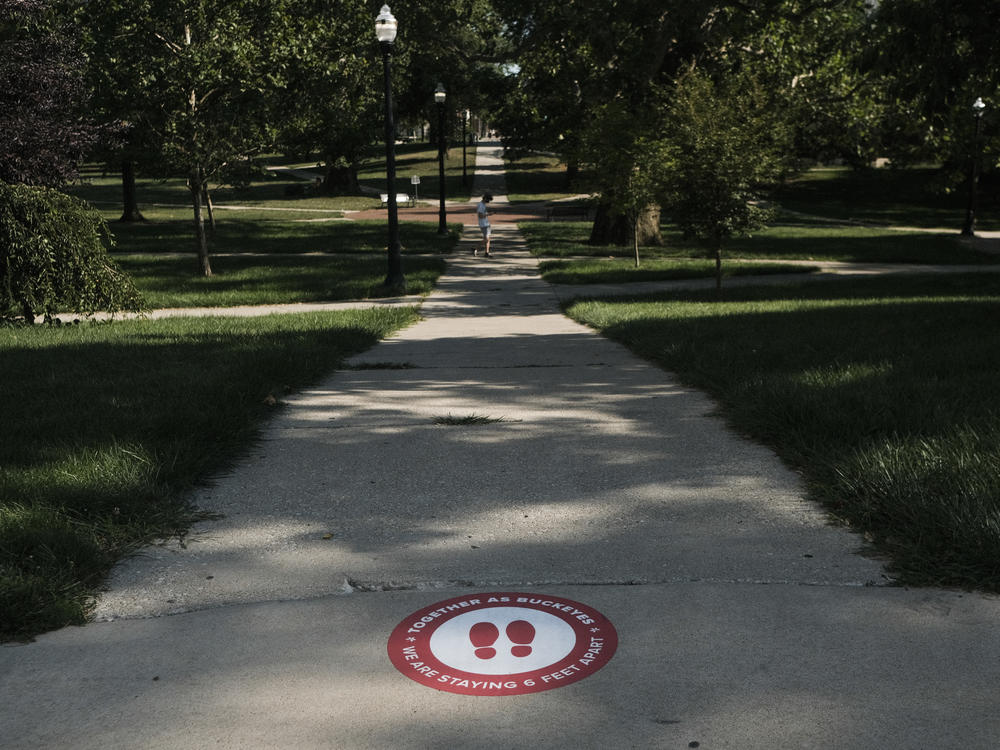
[0,183,144,322]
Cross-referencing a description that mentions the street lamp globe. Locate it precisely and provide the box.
[375,5,397,45]
[973,97,986,116]
[434,82,447,104]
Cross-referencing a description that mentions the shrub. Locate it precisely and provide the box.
[0,183,144,322]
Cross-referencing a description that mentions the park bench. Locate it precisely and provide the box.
[546,203,590,221]
[380,192,415,208]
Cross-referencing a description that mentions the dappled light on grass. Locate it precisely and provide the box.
[115,253,445,308]
[567,273,1000,590]
[519,218,995,265]
[540,257,817,285]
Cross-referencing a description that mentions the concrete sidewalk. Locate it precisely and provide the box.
[3,144,1000,750]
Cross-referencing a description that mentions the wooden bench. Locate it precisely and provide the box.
[380,193,414,208]
[546,203,590,221]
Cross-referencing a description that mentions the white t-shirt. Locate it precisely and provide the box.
[477,200,490,228]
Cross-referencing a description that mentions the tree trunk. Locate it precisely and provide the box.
[633,215,640,268]
[201,180,216,234]
[566,159,579,188]
[119,160,145,222]
[590,203,662,246]
[714,239,723,292]
[323,157,360,194]
[189,176,212,277]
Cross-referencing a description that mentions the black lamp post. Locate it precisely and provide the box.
[462,109,469,188]
[962,96,987,237]
[435,83,448,236]
[376,5,404,291]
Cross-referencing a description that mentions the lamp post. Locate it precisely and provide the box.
[962,97,987,237]
[376,5,404,291]
[435,83,448,236]
[462,109,470,188]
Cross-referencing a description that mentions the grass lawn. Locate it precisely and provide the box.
[57,157,464,311]
[0,307,419,641]
[70,168,378,213]
[116,253,446,308]
[520,219,998,272]
[566,273,1000,590]
[775,165,1000,230]
[539,258,819,285]
[357,142,478,203]
[100,206,459,258]
[503,152,585,203]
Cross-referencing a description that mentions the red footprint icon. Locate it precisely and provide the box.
[469,622,500,659]
[506,620,535,657]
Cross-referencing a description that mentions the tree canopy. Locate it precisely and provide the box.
[0,0,99,186]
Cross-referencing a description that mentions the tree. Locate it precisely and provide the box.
[273,0,509,196]
[872,0,1000,177]
[0,183,144,322]
[79,0,162,222]
[660,68,792,290]
[270,2,381,195]
[578,101,663,258]
[81,0,296,277]
[0,0,99,186]
[493,2,878,243]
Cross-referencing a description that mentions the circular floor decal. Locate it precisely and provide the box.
[387,592,617,696]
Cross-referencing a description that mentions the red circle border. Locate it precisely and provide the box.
[387,591,618,696]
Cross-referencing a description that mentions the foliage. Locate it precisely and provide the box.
[269,1,380,192]
[873,0,1000,172]
[80,0,302,275]
[0,184,144,322]
[0,0,99,186]
[492,1,873,244]
[576,101,663,255]
[659,68,794,287]
[727,1,882,165]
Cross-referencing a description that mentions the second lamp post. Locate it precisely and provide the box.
[962,96,987,237]
[435,83,448,236]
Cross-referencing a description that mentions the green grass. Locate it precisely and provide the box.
[60,183,461,310]
[539,258,819,285]
[503,152,579,203]
[63,162,462,311]
[357,142,477,202]
[102,210,458,257]
[0,307,419,641]
[116,253,446,307]
[566,273,1000,590]
[69,170,378,213]
[519,220,997,265]
[775,165,1000,230]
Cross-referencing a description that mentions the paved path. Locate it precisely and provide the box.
[3,144,1000,750]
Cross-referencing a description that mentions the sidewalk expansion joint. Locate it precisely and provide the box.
[342,576,892,593]
[340,363,611,370]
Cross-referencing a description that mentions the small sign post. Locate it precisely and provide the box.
[410,175,420,202]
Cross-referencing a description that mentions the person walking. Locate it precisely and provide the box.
[475,191,493,257]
